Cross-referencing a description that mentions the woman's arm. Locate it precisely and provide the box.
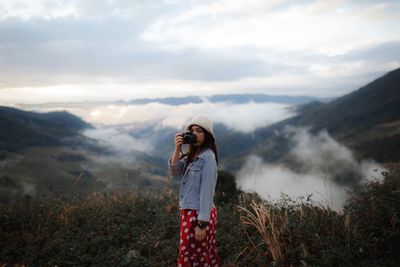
[168,133,184,176]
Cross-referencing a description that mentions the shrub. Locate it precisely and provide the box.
[0,169,399,266]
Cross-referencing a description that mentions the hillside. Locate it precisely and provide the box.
[0,107,169,201]
[293,67,400,139]
[1,68,398,201]
[143,69,400,176]
[126,93,318,105]
[0,106,93,152]
[291,68,400,161]
[231,68,400,169]
[1,167,399,266]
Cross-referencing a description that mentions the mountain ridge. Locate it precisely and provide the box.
[0,106,93,152]
[244,67,400,166]
[126,93,319,105]
[18,93,321,109]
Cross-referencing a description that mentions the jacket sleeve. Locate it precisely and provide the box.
[197,153,218,222]
[168,157,184,176]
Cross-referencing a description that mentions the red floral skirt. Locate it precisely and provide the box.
[177,206,221,267]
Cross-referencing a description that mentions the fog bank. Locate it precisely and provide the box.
[237,127,385,210]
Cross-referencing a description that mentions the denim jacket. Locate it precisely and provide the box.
[168,148,218,222]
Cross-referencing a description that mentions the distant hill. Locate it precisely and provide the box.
[19,93,320,110]
[290,68,400,137]
[241,68,400,166]
[124,93,318,106]
[286,68,399,159]
[1,69,399,200]
[0,107,169,201]
[0,106,93,152]
[142,69,400,174]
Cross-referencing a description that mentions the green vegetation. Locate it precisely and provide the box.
[295,68,400,135]
[354,134,400,162]
[1,169,399,266]
[241,68,400,165]
[0,106,92,152]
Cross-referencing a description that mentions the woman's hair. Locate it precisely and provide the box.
[181,126,219,164]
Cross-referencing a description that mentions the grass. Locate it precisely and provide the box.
[0,167,399,266]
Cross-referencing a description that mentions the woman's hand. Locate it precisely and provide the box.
[175,133,183,150]
[194,226,206,241]
[171,133,183,165]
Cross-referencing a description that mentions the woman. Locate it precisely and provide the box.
[169,115,221,267]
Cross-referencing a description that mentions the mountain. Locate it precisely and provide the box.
[1,69,399,201]
[18,93,319,110]
[135,69,400,175]
[288,68,400,137]
[0,107,170,201]
[208,94,318,104]
[0,106,92,152]
[239,68,400,167]
[284,68,400,160]
[124,93,318,106]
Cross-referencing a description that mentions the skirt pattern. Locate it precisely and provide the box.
[177,206,221,267]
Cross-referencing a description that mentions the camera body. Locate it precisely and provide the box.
[181,131,197,144]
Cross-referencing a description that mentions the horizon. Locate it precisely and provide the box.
[0,67,393,106]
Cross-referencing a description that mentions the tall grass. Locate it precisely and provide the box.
[1,167,399,266]
[236,166,400,266]
[238,198,287,263]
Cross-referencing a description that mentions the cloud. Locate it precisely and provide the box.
[0,173,37,201]
[0,18,294,86]
[237,126,386,210]
[83,127,154,167]
[237,156,349,210]
[29,101,296,133]
[141,0,400,55]
[83,127,153,152]
[0,0,169,21]
[0,0,399,103]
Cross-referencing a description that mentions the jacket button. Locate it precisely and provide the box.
[180,195,183,198]
[183,182,186,184]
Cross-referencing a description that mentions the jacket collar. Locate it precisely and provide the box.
[196,148,211,159]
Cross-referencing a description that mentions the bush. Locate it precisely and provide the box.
[0,169,399,266]
[215,170,242,205]
[343,167,400,266]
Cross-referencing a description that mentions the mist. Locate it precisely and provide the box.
[237,126,386,211]
[27,101,296,133]
[36,101,296,166]
[83,127,154,167]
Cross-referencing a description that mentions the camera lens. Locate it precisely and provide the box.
[182,131,197,144]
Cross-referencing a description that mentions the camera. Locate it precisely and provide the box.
[181,131,197,144]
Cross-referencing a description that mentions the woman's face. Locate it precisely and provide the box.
[190,125,205,147]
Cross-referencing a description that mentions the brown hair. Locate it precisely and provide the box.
[180,126,219,164]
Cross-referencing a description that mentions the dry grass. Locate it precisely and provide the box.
[1,168,399,266]
[238,198,287,263]
[235,191,360,266]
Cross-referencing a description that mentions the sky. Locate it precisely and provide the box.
[0,0,399,104]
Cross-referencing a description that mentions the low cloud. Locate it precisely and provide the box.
[84,127,153,153]
[237,126,385,210]
[83,127,153,167]
[56,101,295,133]
[237,156,349,210]
[0,175,37,202]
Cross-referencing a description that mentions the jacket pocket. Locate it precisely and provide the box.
[188,162,203,196]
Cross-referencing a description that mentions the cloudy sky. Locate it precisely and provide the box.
[0,0,399,104]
